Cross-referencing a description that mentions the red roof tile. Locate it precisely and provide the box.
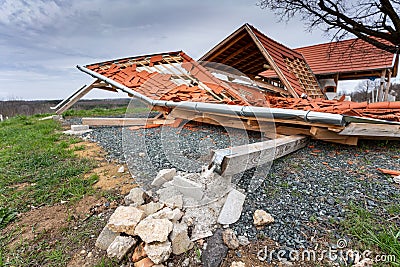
[295,38,396,75]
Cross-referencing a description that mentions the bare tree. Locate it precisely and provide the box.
[352,79,379,102]
[259,0,400,53]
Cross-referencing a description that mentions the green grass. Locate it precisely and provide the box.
[340,203,400,266]
[0,115,103,266]
[63,107,150,117]
[0,115,96,214]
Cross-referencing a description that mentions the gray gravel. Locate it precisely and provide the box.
[80,121,400,250]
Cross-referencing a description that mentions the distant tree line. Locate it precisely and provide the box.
[343,82,400,102]
[0,98,132,118]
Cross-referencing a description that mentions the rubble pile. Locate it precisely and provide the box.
[95,168,274,266]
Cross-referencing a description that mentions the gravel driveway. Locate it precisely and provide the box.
[81,121,400,251]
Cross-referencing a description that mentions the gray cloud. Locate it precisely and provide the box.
[0,0,374,100]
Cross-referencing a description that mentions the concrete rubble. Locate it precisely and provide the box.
[96,167,247,265]
[253,209,275,227]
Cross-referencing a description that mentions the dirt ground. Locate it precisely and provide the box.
[2,140,136,266]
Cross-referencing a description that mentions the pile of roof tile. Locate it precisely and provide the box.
[86,52,248,105]
[267,96,400,122]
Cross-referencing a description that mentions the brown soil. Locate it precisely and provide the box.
[2,139,136,266]
[73,140,137,194]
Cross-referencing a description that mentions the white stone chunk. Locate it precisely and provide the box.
[107,206,144,235]
[217,189,246,225]
[107,236,136,261]
[134,218,173,243]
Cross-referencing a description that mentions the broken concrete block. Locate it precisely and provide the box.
[124,187,145,206]
[164,195,183,210]
[107,236,136,261]
[170,223,194,255]
[151,168,176,187]
[253,209,274,226]
[222,229,240,249]
[173,175,204,201]
[217,189,246,225]
[134,218,173,243]
[107,206,145,235]
[71,124,89,131]
[144,241,172,264]
[95,226,120,250]
[156,186,181,202]
[147,207,182,222]
[138,202,164,217]
[134,257,155,267]
[238,235,250,246]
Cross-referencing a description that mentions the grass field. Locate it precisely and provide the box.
[0,114,117,266]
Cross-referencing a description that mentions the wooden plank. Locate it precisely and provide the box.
[56,82,96,114]
[276,125,311,136]
[339,122,400,137]
[210,135,308,176]
[81,117,175,127]
[310,127,358,145]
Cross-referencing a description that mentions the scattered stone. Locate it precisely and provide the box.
[151,168,176,187]
[80,249,86,255]
[170,222,194,255]
[164,195,183,210]
[95,226,120,250]
[230,261,245,267]
[138,152,146,157]
[107,206,145,235]
[148,207,183,222]
[173,175,204,201]
[393,175,400,184]
[238,236,250,246]
[134,218,173,243]
[253,209,274,227]
[138,202,164,217]
[132,242,147,263]
[353,258,374,267]
[182,258,190,267]
[118,166,125,173]
[107,236,136,261]
[222,229,240,249]
[144,241,172,264]
[201,229,228,267]
[217,189,246,225]
[124,187,145,206]
[87,251,93,258]
[134,257,155,267]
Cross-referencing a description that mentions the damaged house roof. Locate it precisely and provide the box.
[295,38,399,80]
[200,23,325,99]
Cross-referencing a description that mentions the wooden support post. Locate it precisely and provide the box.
[377,69,387,102]
[81,117,175,127]
[210,135,308,176]
[55,82,97,114]
[383,69,392,102]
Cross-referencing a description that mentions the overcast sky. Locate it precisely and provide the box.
[0,0,397,100]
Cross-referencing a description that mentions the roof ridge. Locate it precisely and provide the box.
[246,24,304,57]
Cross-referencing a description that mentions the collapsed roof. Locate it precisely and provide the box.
[54,23,400,145]
[200,24,325,99]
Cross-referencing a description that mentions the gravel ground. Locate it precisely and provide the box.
[77,119,400,251]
